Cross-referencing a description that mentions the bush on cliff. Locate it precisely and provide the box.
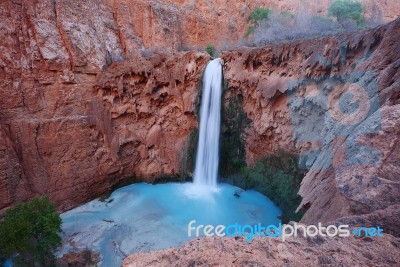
[246,7,271,36]
[329,0,364,24]
[246,1,373,46]
[247,7,271,26]
[0,197,62,266]
[206,44,216,57]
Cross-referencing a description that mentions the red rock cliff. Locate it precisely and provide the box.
[0,0,399,217]
[0,0,212,212]
[0,49,210,212]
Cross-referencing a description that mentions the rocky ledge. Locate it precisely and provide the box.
[123,232,399,267]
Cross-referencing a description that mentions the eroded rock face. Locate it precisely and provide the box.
[1,0,397,73]
[125,0,398,51]
[0,0,209,213]
[0,0,218,212]
[0,50,208,213]
[222,18,400,231]
[94,53,209,179]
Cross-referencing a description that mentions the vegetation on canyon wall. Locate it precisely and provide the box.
[220,89,250,177]
[236,152,306,223]
[246,7,272,37]
[206,44,216,58]
[222,151,306,224]
[0,197,61,266]
[329,0,365,24]
[245,0,376,46]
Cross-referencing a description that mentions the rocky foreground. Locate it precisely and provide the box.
[123,233,399,267]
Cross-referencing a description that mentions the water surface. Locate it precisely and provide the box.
[58,182,281,266]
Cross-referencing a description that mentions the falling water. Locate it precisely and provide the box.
[193,58,223,188]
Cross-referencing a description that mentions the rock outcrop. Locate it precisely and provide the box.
[57,250,101,267]
[123,234,400,267]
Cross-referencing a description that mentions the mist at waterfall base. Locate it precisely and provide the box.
[58,59,281,266]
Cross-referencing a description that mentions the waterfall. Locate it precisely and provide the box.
[193,58,223,188]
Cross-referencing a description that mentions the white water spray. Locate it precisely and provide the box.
[193,58,223,189]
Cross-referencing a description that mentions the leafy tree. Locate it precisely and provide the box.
[246,7,272,37]
[247,7,272,27]
[205,44,215,57]
[328,0,364,24]
[0,197,62,266]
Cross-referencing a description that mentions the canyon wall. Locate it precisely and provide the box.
[222,18,400,231]
[107,0,399,51]
[0,0,399,219]
[0,47,208,213]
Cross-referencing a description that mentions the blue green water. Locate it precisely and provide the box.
[58,182,281,266]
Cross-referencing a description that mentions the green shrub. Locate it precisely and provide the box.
[0,197,62,266]
[247,7,271,26]
[328,0,364,24]
[205,44,215,57]
[246,7,271,36]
